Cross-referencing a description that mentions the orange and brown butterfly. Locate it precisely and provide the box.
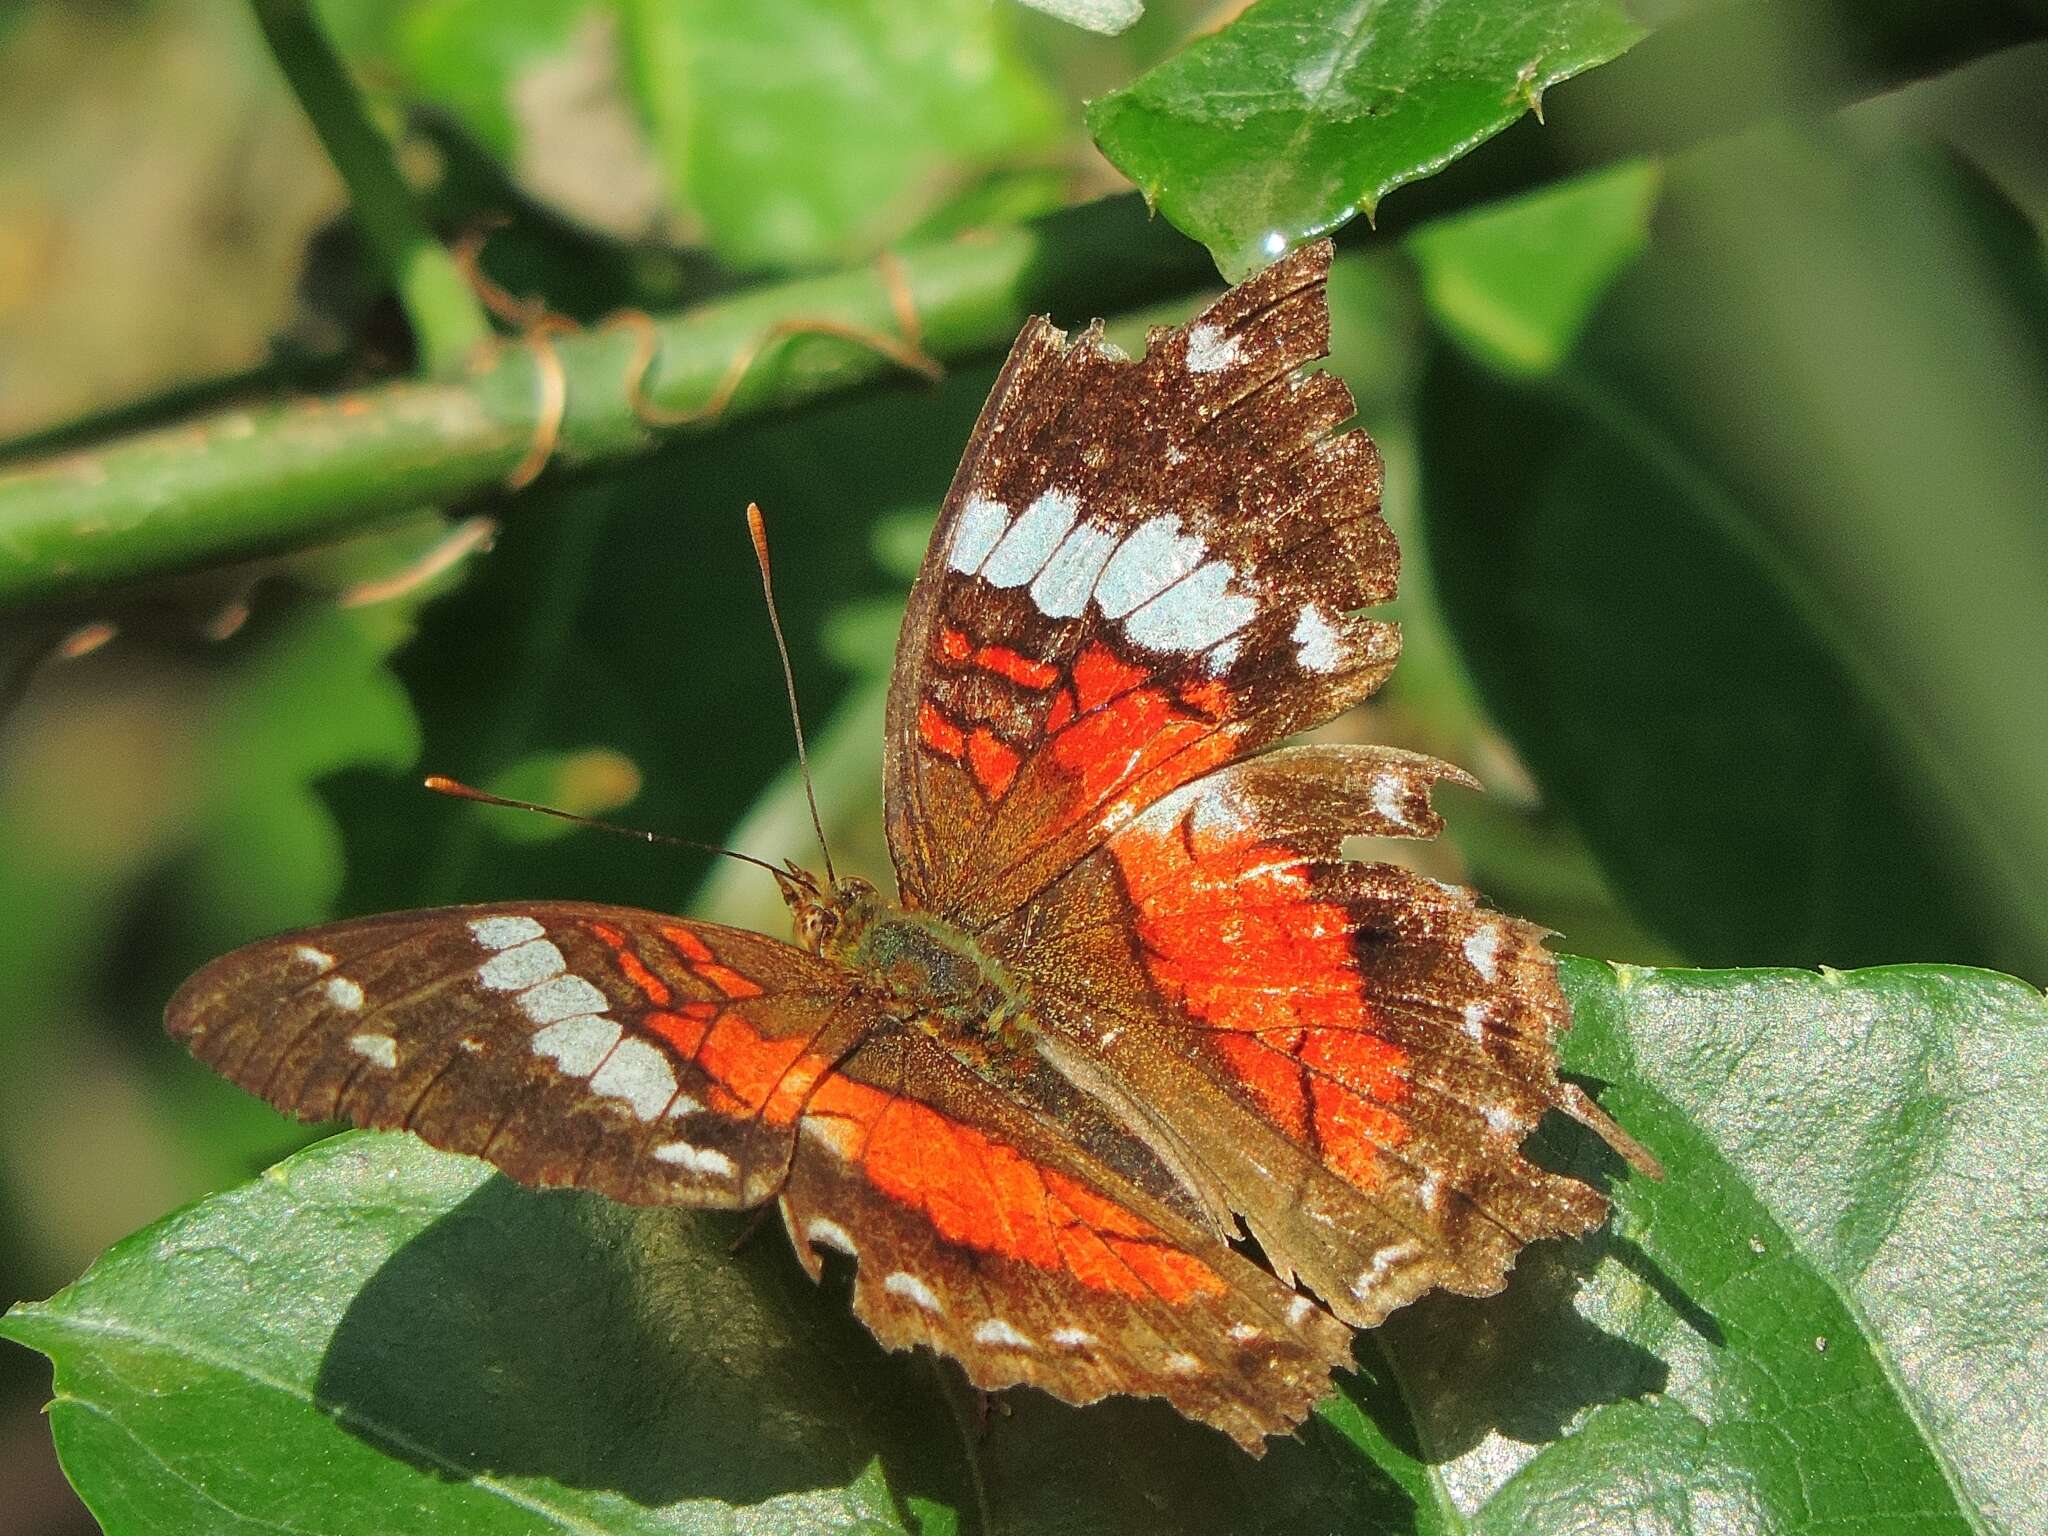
[168,240,1660,1453]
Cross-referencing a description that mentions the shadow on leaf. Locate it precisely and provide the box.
[312,1172,1433,1533]
[1367,1102,1698,1465]
[314,1176,951,1510]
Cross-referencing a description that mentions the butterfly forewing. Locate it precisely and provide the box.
[884,241,1400,929]
[167,903,865,1208]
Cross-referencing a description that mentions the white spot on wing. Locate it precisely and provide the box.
[1292,605,1345,672]
[1165,1352,1203,1375]
[1184,323,1242,375]
[885,1271,942,1312]
[1189,780,1254,841]
[1096,515,1205,619]
[1419,1171,1445,1211]
[805,1217,857,1255]
[1204,633,1244,676]
[1463,1002,1489,1041]
[325,976,364,1011]
[1050,1326,1095,1349]
[974,1318,1034,1349]
[1123,559,1258,654]
[799,1116,858,1158]
[1352,1242,1421,1299]
[1370,769,1411,829]
[588,1036,678,1119]
[667,1092,705,1117]
[469,914,545,950]
[479,938,566,991]
[293,945,335,971]
[654,1140,736,1176]
[347,1032,397,1068]
[1229,1323,1262,1344]
[1464,925,1503,982]
[1286,1295,1317,1327]
[530,1015,622,1076]
[947,494,1010,573]
[1484,1103,1522,1134]
[981,489,1079,588]
[1029,519,1119,619]
[517,973,609,1025]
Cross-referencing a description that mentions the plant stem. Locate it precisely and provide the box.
[248,0,494,378]
[0,199,1211,610]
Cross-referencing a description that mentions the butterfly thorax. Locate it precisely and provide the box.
[786,873,1033,1048]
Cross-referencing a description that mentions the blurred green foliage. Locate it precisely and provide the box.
[1,1,2044,1532]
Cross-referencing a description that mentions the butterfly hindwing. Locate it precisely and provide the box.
[167,903,866,1208]
[990,746,1631,1327]
[772,1025,1354,1450]
[884,241,1399,928]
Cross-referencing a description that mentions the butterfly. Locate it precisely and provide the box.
[168,240,1657,1452]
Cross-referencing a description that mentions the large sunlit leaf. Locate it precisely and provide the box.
[1357,958,2047,1533]
[622,0,1063,268]
[1088,0,1643,277]
[8,961,2038,1532]
[1418,129,2048,979]
[322,0,1062,266]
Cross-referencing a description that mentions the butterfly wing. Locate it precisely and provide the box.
[167,903,866,1208]
[771,1024,1354,1451]
[987,746,1655,1328]
[883,240,1398,928]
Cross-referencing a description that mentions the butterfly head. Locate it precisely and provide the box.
[775,864,883,959]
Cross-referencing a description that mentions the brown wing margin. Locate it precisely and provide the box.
[166,903,866,1208]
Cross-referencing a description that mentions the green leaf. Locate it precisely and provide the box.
[1418,129,2048,978]
[1,1135,1399,1533]
[621,0,1063,269]
[323,0,1062,263]
[10,962,2039,1531]
[1406,160,1660,376]
[1088,0,1644,278]
[1362,958,2047,1533]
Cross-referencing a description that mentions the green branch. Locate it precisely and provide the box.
[250,0,493,377]
[1,2,2039,610]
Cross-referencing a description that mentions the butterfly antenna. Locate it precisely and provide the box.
[746,503,837,885]
[422,775,788,880]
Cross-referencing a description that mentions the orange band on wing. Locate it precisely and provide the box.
[919,700,967,758]
[586,921,673,1007]
[967,727,1022,797]
[661,925,715,965]
[1111,809,1410,1188]
[1046,642,1240,837]
[674,1002,1223,1302]
[972,643,1060,690]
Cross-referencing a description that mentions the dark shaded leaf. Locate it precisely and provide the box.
[1420,130,2048,977]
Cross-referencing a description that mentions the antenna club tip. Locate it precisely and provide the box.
[746,503,770,566]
